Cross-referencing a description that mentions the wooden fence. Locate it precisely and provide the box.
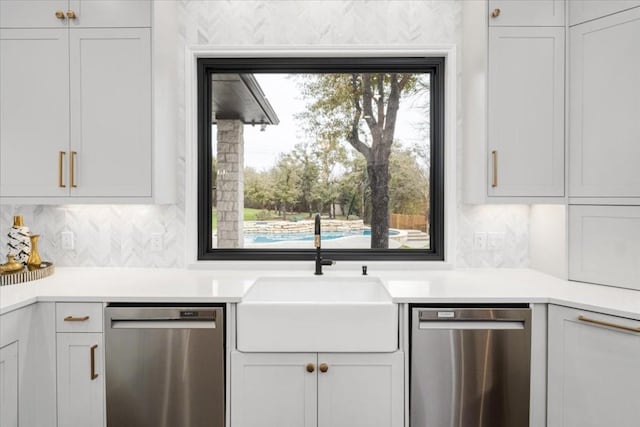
[389,213,428,232]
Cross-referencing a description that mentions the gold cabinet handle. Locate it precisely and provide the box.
[491,150,498,188]
[70,151,77,188]
[578,315,640,333]
[306,363,315,373]
[66,10,77,19]
[55,10,66,19]
[319,363,329,373]
[64,315,90,321]
[58,151,66,188]
[491,8,501,18]
[90,344,98,380]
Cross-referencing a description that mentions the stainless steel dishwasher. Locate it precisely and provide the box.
[411,306,531,427]
[105,305,224,427]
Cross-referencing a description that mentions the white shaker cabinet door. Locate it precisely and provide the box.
[569,1,640,26]
[67,0,151,28]
[569,205,640,290]
[488,0,565,26]
[569,7,640,197]
[57,333,104,427]
[231,352,318,427]
[0,1,69,28]
[0,29,70,198]
[317,352,404,427]
[0,342,19,427]
[69,28,151,198]
[548,305,640,427]
[488,26,565,197]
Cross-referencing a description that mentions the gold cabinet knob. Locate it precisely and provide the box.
[306,363,315,373]
[66,10,77,19]
[491,8,501,18]
[319,363,329,373]
[55,10,66,19]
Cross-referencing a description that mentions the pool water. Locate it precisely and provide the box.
[245,229,399,244]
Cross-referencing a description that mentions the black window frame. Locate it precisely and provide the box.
[197,56,445,261]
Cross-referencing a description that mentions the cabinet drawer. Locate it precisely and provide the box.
[56,303,103,332]
[569,205,640,290]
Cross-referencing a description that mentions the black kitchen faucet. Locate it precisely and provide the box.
[314,213,335,275]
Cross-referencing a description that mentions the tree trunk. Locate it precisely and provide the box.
[367,162,390,249]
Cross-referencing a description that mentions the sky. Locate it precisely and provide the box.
[215,73,430,171]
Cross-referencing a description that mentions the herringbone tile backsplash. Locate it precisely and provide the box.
[0,0,529,268]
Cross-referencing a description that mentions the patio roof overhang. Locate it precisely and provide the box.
[211,74,280,126]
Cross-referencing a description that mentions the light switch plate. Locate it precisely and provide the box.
[150,233,164,252]
[473,231,487,250]
[61,231,74,251]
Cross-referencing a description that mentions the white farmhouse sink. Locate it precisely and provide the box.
[236,276,398,352]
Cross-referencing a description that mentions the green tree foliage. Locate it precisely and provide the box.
[389,146,429,215]
[271,154,301,219]
[298,73,420,248]
[291,142,320,217]
[244,167,273,210]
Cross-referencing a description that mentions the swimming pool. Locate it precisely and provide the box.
[244,228,400,244]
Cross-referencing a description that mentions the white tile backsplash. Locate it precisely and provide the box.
[0,0,530,268]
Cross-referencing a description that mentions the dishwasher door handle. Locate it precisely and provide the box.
[111,320,216,329]
[418,320,524,330]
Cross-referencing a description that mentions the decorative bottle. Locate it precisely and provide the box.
[27,235,42,268]
[7,215,31,265]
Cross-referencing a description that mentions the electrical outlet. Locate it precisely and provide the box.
[61,231,75,251]
[473,231,487,250]
[487,232,506,250]
[150,232,164,252]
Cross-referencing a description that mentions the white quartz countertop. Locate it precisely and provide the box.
[1,267,639,320]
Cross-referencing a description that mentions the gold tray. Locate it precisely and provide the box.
[0,262,55,286]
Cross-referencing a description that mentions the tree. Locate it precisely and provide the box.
[299,73,419,248]
[388,146,429,215]
[244,167,273,210]
[292,142,321,217]
[271,154,301,219]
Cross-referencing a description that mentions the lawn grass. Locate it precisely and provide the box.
[211,208,276,228]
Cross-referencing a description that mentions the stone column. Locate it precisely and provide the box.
[216,120,244,248]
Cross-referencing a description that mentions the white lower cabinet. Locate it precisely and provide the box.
[548,305,640,427]
[57,332,105,427]
[231,351,403,427]
[317,352,403,427]
[0,342,19,427]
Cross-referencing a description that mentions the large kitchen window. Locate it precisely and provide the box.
[197,57,444,260]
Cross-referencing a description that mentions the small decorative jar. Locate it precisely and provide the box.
[7,215,30,265]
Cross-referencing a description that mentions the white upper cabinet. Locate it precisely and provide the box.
[488,26,565,197]
[0,0,168,203]
[569,1,640,26]
[0,29,70,198]
[569,205,640,290]
[0,0,150,28]
[0,1,68,28]
[548,305,640,427]
[69,28,151,197]
[489,0,565,26]
[67,0,150,28]
[569,7,640,198]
